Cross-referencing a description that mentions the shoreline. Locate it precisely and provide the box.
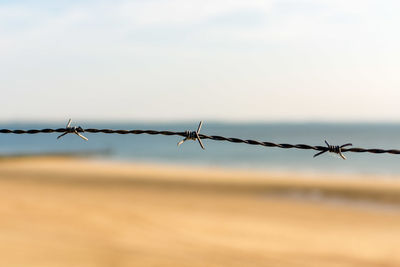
[3,150,400,177]
[1,156,400,205]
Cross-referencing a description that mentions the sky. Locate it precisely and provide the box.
[1,0,400,122]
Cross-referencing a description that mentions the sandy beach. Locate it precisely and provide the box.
[0,157,400,267]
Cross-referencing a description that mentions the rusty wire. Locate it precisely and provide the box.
[1,119,400,159]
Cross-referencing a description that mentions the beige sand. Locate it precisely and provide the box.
[0,157,400,267]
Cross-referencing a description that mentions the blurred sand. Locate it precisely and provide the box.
[0,157,400,267]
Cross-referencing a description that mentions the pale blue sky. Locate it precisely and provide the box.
[1,0,399,122]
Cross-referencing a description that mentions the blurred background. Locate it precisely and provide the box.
[2,2,400,267]
[1,0,400,175]
[1,0,400,122]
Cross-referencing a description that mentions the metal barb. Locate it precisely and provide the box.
[57,119,88,141]
[313,140,352,160]
[177,121,205,150]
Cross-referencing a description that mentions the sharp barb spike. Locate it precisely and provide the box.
[197,121,203,133]
[314,140,351,160]
[57,132,68,139]
[178,121,205,150]
[57,119,88,141]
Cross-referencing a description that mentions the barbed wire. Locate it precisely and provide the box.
[1,119,400,159]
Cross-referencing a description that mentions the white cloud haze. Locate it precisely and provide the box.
[1,0,399,122]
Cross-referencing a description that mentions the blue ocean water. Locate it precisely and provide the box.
[1,122,400,175]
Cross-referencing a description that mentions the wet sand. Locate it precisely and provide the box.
[0,157,400,267]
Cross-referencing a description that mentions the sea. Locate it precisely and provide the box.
[1,122,400,176]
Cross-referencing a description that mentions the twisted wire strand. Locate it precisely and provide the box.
[1,127,400,156]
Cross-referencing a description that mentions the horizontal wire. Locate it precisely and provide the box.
[1,127,400,156]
